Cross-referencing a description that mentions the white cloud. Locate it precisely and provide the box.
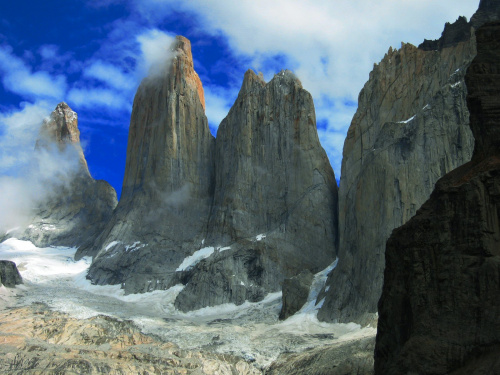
[136,29,176,78]
[84,60,135,91]
[67,87,131,111]
[203,84,238,132]
[0,46,67,100]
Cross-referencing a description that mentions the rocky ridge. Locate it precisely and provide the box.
[21,102,117,249]
[375,21,500,375]
[316,3,500,324]
[83,36,338,310]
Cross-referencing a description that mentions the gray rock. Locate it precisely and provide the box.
[266,335,375,375]
[0,260,22,288]
[174,69,338,311]
[21,102,117,249]
[375,22,500,374]
[318,11,481,323]
[83,36,216,294]
[279,269,314,320]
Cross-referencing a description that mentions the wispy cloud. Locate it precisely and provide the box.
[0,101,82,232]
[0,45,67,100]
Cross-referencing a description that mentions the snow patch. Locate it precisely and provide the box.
[125,241,147,252]
[105,241,120,251]
[256,233,266,241]
[397,115,416,124]
[218,246,231,252]
[176,246,215,271]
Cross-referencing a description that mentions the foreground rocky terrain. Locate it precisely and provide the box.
[375,20,500,375]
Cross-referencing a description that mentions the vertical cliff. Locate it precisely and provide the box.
[174,70,338,311]
[317,8,487,323]
[375,21,500,375]
[22,102,117,248]
[83,36,215,294]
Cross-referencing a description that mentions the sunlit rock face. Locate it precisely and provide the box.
[375,21,500,375]
[314,3,500,324]
[21,102,117,249]
[82,36,216,294]
[83,35,338,309]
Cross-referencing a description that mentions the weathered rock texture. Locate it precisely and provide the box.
[279,269,314,320]
[375,21,500,375]
[82,36,215,294]
[0,260,22,288]
[317,5,497,324]
[266,335,375,375]
[21,102,117,249]
[173,70,338,311]
[0,303,260,375]
[84,37,338,309]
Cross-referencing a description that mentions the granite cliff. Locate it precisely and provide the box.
[80,36,216,294]
[82,36,338,309]
[174,69,337,311]
[21,102,117,249]
[375,21,500,375]
[317,2,500,324]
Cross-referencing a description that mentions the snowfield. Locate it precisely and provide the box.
[0,238,376,367]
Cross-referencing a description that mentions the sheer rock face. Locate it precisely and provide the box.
[317,14,481,323]
[375,22,500,375]
[173,70,338,311]
[82,36,215,294]
[22,103,117,248]
[83,37,337,307]
[0,260,22,288]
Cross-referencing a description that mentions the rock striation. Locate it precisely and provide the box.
[375,21,500,375]
[317,3,500,324]
[174,70,338,311]
[21,102,117,249]
[81,36,215,294]
[0,260,22,288]
[83,36,338,309]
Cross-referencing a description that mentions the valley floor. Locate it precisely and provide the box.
[0,238,376,374]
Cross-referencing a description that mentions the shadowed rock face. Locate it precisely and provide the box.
[173,70,338,311]
[82,36,215,294]
[375,21,500,375]
[317,17,478,324]
[0,260,22,288]
[21,102,117,249]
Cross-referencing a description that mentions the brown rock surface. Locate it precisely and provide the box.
[0,304,260,374]
[375,21,500,375]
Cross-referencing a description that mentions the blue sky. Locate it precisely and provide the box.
[0,0,479,199]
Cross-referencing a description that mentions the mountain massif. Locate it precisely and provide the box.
[318,0,499,324]
[76,37,338,310]
[2,1,499,373]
